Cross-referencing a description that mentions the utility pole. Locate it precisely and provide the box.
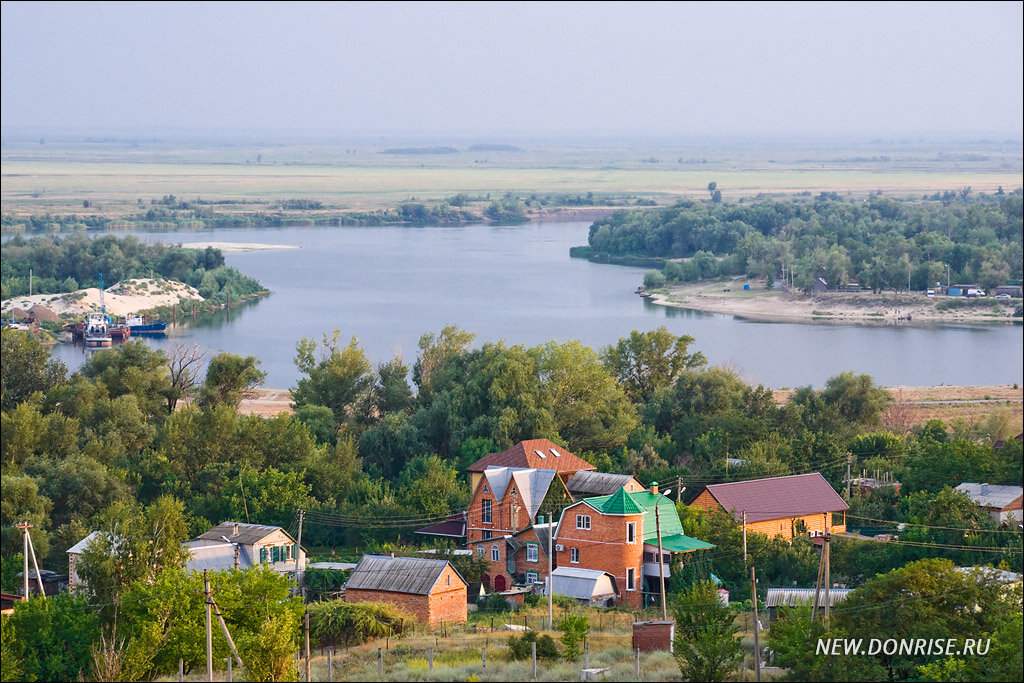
[304,610,311,682]
[204,571,213,683]
[655,506,667,620]
[809,520,826,635]
[751,565,761,682]
[210,596,243,671]
[742,511,747,566]
[18,521,30,598]
[824,517,832,627]
[676,475,681,503]
[25,530,45,600]
[547,505,554,631]
[294,509,304,590]
[846,453,852,499]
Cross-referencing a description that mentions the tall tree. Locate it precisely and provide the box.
[0,327,66,412]
[197,352,267,410]
[672,579,744,682]
[602,327,706,404]
[292,331,373,427]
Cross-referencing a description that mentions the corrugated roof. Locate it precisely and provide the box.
[344,555,466,595]
[196,522,292,546]
[566,471,638,498]
[186,543,253,573]
[550,566,617,600]
[649,534,715,553]
[67,530,104,555]
[955,483,1023,510]
[765,588,852,608]
[704,473,849,524]
[467,439,596,474]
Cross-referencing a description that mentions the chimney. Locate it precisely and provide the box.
[232,523,239,537]
[650,481,659,496]
[981,483,990,496]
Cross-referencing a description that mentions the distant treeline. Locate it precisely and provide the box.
[584,189,1023,292]
[0,233,266,304]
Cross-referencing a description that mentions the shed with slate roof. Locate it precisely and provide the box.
[344,555,467,626]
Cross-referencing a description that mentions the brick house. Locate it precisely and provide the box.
[553,484,713,609]
[465,439,596,494]
[505,521,555,587]
[690,473,849,540]
[344,555,467,627]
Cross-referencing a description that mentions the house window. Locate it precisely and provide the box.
[526,543,539,563]
[259,547,267,563]
[627,522,636,544]
[627,567,636,591]
[526,571,539,583]
[576,514,591,530]
[570,547,579,563]
[491,545,500,562]
[482,530,492,540]
[476,546,485,557]
[482,499,492,524]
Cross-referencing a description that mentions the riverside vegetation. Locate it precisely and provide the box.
[1,322,1021,681]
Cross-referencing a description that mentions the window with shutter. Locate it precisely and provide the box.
[259,547,267,563]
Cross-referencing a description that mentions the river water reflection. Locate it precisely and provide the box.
[47,222,1023,389]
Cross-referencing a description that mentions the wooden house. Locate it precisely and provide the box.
[690,473,848,540]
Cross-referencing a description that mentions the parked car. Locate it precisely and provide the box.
[995,293,1011,299]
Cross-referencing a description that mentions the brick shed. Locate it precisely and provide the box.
[344,555,467,627]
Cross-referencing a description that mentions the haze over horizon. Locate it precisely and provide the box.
[2,1,1022,141]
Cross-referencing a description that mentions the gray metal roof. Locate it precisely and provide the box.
[67,530,104,555]
[566,471,637,498]
[196,522,292,546]
[549,566,617,600]
[764,588,852,608]
[186,543,253,573]
[955,483,1023,510]
[482,467,557,520]
[345,555,466,595]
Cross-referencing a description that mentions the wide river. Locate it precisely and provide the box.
[47,222,1023,389]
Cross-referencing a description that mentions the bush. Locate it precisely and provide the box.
[644,269,667,288]
[477,591,511,612]
[307,600,411,646]
[507,631,560,661]
[552,593,576,610]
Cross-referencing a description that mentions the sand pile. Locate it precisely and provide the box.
[1,278,204,317]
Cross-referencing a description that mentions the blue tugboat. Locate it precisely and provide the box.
[124,314,168,336]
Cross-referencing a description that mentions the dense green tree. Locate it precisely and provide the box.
[197,352,267,410]
[671,580,744,682]
[6,592,100,683]
[602,327,707,404]
[820,372,891,428]
[531,340,638,452]
[0,473,51,559]
[77,495,191,623]
[0,327,66,412]
[292,331,373,427]
[412,325,475,396]
[81,340,173,421]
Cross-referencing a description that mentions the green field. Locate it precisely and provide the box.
[3,137,1022,218]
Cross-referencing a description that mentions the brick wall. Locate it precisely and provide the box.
[632,620,675,652]
[555,502,645,608]
[345,589,430,624]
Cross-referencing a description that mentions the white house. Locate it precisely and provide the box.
[955,483,1023,524]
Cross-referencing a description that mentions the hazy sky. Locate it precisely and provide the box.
[2,1,1021,138]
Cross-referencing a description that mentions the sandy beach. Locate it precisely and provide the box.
[646,278,1021,325]
[179,241,300,252]
[0,278,203,317]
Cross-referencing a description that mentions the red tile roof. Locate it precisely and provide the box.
[703,473,848,524]
[466,439,596,474]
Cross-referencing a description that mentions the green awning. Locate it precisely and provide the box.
[653,534,716,553]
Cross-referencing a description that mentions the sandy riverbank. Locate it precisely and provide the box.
[646,278,1022,325]
[179,241,300,252]
[0,278,203,317]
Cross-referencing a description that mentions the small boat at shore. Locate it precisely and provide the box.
[124,314,168,336]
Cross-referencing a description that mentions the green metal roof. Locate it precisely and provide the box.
[588,487,646,515]
[581,487,713,553]
[657,534,716,553]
